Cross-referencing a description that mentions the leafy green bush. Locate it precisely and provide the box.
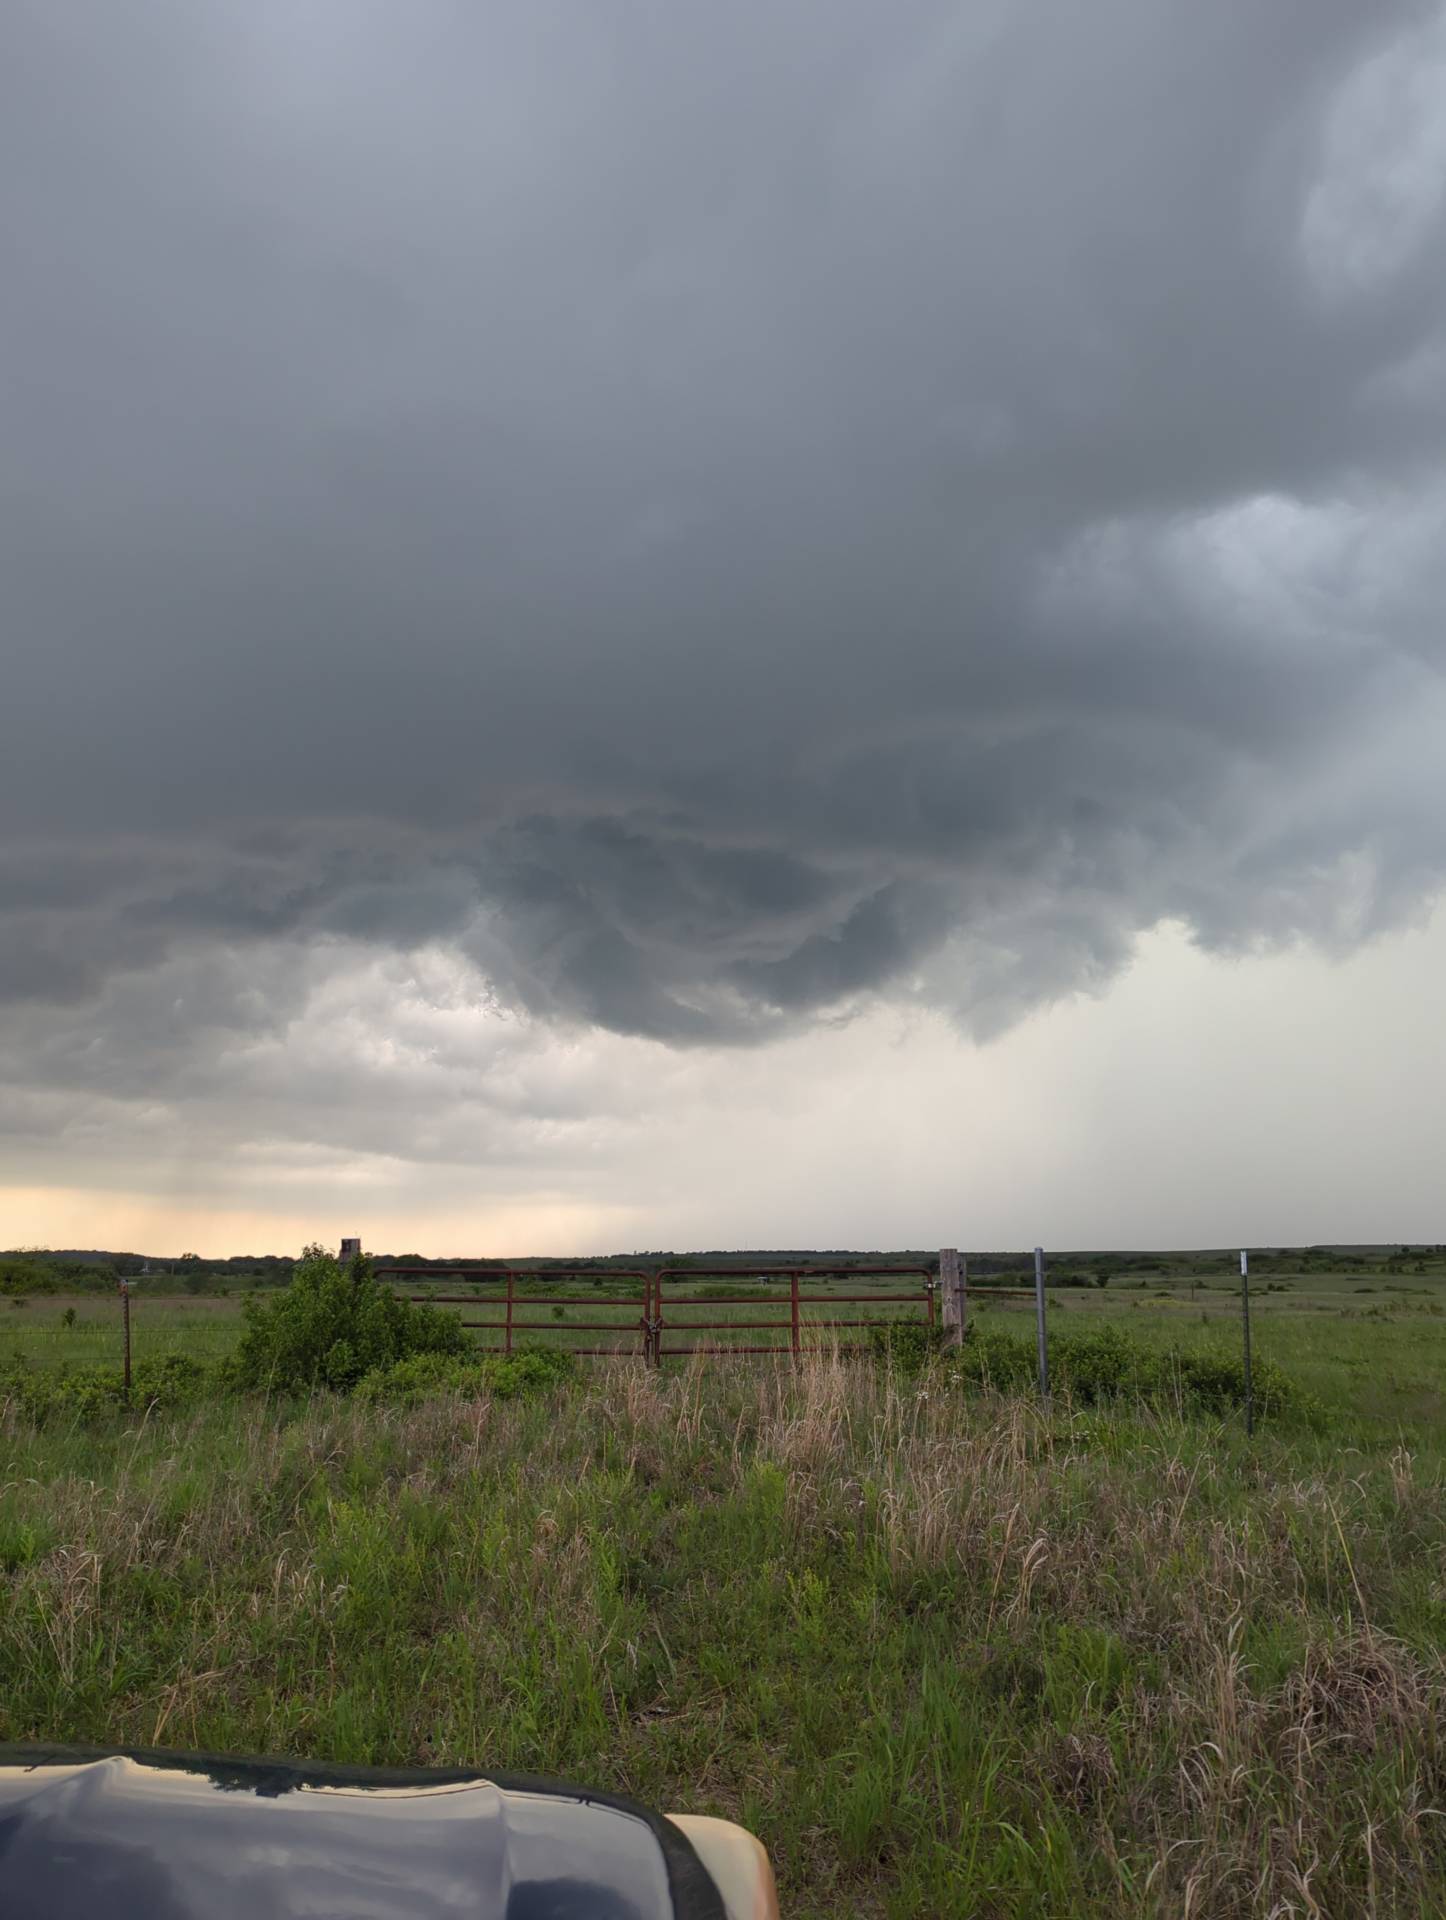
[131,1352,213,1412]
[233,1246,468,1395]
[26,1363,124,1420]
[0,1352,212,1424]
[940,1326,1037,1395]
[0,1261,57,1297]
[487,1346,577,1399]
[356,1343,577,1406]
[869,1321,945,1374]
[939,1321,1300,1419]
[0,1257,115,1295]
[871,1319,1300,1419]
[355,1351,488,1405]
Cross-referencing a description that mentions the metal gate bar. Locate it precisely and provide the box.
[654,1265,934,1361]
[379,1264,939,1365]
[378,1267,653,1357]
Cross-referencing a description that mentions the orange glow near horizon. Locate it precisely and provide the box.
[0,1187,641,1260]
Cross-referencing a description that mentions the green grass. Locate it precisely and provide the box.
[8,1273,1445,1419]
[0,1297,243,1370]
[0,1276,944,1367]
[2,1286,1445,1916]
[964,1289,1446,1442]
[2,1267,1444,1912]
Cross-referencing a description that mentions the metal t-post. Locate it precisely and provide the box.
[1034,1246,1049,1400]
[119,1278,132,1404]
[1240,1249,1254,1437]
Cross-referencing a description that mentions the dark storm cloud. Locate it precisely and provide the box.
[4,0,1446,1062]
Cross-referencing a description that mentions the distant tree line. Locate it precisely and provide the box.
[4,1241,1441,1301]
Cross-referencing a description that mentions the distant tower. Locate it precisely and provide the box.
[339,1236,362,1262]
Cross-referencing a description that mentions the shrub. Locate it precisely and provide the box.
[487,1346,577,1399]
[944,1325,1037,1395]
[54,1365,124,1419]
[233,1246,469,1395]
[935,1322,1301,1420]
[356,1343,577,1406]
[355,1351,487,1405]
[131,1352,212,1412]
[0,1352,212,1425]
[0,1259,114,1295]
[0,1361,120,1422]
[0,1261,58,1298]
[870,1321,944,1375]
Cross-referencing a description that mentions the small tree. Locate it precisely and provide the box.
[233,1244,468,1394]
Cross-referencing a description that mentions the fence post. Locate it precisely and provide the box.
[1240,1250,1253,1437]
[119,1278,132,1404]
[1034,1247,1050,1401]
[505,1268,514,1356]
[790,1271,801,1359]
[939,1248,964,1349]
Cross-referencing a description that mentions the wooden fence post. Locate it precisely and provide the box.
[939,1248,965,1349]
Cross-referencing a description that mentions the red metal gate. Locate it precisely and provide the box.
[379,1264,936,1363]
[377,1267,653,1357]
[651,1266,935,1359]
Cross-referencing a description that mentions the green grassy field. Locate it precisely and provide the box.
[2,1276,1444,1916]
[5,1266,1444,1418]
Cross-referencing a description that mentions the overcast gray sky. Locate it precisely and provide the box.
[3,1,1446,1254]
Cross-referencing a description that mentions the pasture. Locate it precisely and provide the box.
[3,1264,1444,1430]
[1,1268,1444,1916]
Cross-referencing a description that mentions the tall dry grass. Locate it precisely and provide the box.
[2,1352,1443,1917]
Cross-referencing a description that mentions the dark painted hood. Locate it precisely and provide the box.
[0,1747,728,1920]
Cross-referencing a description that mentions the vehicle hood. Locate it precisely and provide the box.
[0,1746,728,1920]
